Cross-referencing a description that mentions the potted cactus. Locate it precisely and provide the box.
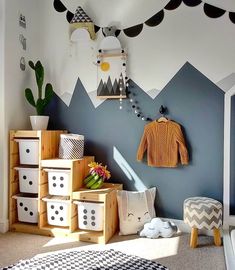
[25,60,54,130]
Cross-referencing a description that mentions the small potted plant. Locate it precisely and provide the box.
[83,162,111,189]
[24,60,54,130]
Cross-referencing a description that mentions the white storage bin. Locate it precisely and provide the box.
[15,167,39,194]
[74,201,104,231]
[59,134,84,159]
[44,169,70,196]
[13,194,38,223]
[42,196,70,227]
[15,139,39,165]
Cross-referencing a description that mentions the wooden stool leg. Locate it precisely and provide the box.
[190,228,198,248]
[213,228,221,246]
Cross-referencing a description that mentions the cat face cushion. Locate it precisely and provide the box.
[117,187,156,235]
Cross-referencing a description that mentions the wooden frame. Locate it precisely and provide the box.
[224,86,235,229]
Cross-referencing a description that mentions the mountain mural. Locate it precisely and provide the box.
[46,62,224,220]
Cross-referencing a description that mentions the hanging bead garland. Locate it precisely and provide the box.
[126,86,152,122]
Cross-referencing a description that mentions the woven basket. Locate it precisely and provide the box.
[59,134,84,159]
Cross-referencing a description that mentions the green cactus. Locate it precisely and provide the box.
[25,60,54,115]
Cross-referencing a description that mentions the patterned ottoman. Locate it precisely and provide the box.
[183,197,222,248]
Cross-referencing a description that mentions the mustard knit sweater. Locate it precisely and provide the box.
[137,120,189,167]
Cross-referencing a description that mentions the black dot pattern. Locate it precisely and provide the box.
[23,175,27,180]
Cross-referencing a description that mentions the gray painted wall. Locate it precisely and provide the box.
[46,62,224,220]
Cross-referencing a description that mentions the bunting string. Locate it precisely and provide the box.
[53,0,235,37]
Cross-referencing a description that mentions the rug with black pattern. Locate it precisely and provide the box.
[1,249,168,270]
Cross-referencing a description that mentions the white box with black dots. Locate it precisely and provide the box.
[15,167,39,194]
[15,139,39,165]
[42,196,70,227]
[13,194,38,223]
[74,201,104,231]
[44,169,70,196]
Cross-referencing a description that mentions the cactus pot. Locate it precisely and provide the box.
[30,115,49,130]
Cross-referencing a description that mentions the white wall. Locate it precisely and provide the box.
[0,0,42,232]
[39,0,235,107]
[0,0,7,232]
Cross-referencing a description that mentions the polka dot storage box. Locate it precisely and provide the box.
[13,194,38,223]
[15,139,39,165]
[44,168,70,196]
[15,167,39,194]
[74,201,104,231]
[42,196,70,227]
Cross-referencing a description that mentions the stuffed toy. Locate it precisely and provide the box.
[139,217,178,238]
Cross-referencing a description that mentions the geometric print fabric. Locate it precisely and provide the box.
[1,249,168,270]
[59,137,84,159]
[184,197,222,230]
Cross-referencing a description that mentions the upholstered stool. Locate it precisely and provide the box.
[184,197,222,248]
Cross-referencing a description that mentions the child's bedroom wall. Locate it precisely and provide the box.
[0,0,43,232]
[29,0,235,219]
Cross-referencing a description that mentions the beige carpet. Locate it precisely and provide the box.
[0,232,225,270]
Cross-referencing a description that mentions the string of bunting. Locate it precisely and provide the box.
[54,0,235,38]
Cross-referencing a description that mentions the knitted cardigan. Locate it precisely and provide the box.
[137,120,189,167]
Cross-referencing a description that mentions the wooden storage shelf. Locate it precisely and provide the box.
[9,130,67,232]
[72,183,123,244]
[9,130,122,244]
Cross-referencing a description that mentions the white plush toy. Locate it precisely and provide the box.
[139,218,178,238]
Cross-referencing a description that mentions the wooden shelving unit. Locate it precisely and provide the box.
[9,130,122,244]
[9,130,66,234]
[40,157,94,235]
[72,183,123,244]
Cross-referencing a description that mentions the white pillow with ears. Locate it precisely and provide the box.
[117,187,156,235]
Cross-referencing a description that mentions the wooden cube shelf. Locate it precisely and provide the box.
[40,157,94,232]
[9,130,122,244]
[9,130,66,232]
[72,183,123,244]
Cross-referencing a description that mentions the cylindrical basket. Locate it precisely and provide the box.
[59,134,84,159]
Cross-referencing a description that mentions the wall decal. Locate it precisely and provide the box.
[229,12,235,24]
[183,0,201,7]
[66,10,74,23]
[164,0,182,10]
[145,10,164,27]
[19,14,26,28]
[203,3,226,18]
[19,34,26,50]
[47,0,235,108]
[20,57,26,71]
[53,0,235,37]
[53,0,67,13]
[70,6,96,40]
[123,24,143,38]
[94,25,100,33]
